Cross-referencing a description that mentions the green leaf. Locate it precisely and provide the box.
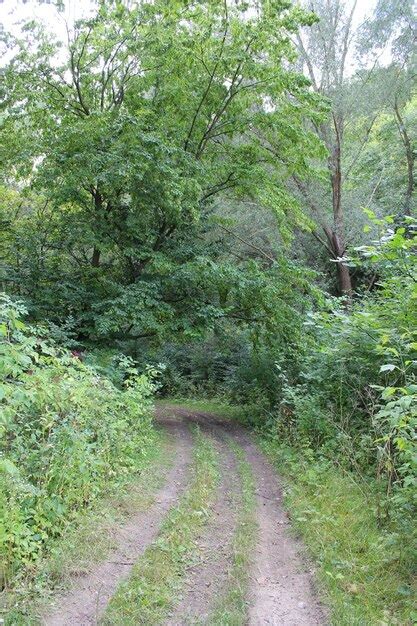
[380,364,396,373]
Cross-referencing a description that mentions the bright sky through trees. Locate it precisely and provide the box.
[1,0,385,74]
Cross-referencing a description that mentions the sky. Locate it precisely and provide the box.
[0,0,384,71]
[1,0,95,39]
[1,0,379,36]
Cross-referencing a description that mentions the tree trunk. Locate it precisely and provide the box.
[329,114,352,296]
[405,148,414,217]
[293,174,352,296]
[394,100,415,217]
[91,246,101,268]
[323,225,352,296]
[91,189,102,267]
[332,231,352,296]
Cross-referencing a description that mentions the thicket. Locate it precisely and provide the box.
[159,217,417,556]
[267,219,417,538]
[0,295,156,586]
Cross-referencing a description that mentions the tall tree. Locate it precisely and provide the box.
[294,0,411,295]
[359,0,416,217]
[1,0,320,341]
[290,0,415,295]
[292,0,362,295]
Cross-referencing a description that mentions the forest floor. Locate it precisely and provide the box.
[41,404,326,626]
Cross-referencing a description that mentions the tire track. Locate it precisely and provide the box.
[227,426,326,626]
[165,433,240,625]
[43,420,193,626]
[44,406,326,626]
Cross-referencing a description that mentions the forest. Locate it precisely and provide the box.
[0,0,416,624]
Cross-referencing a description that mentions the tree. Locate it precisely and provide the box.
[346,93,416,221]
[290,0,415,295]
[393,95,416,216]
[291,0,361,295]
[359,0,416,217]
[1,0,320,342]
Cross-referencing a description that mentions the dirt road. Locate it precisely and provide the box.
[44,406,325,625]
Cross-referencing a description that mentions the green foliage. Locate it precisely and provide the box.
[1,0,323,343]
[245,218,417,545]
[351,95,417,217]
[0,295,156,584]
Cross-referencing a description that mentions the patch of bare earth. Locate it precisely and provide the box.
[162,407,326,626]
[166,431,240,625]
[43,420,193,626]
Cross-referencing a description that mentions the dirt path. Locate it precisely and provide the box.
[165,432,240,625]
[43,421,193,626]
[161,406,326,626]
[43,406,325,626]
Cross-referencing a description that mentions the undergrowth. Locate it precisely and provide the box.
[1,430,170,625]
[0,296,158,590]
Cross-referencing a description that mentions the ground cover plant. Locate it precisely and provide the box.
[0,295,157,588]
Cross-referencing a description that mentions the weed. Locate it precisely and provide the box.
[1,429,170,625]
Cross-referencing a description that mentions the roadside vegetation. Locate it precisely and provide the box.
[2,430,172,625]
[261,440,416,626]
[0,295,159,596]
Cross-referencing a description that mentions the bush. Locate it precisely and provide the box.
[0,295,157,585]
[149,330,252,399]
[260,219,417,543]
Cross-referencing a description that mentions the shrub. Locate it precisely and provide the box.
[265,218,417,541]
[0,295,156,584]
